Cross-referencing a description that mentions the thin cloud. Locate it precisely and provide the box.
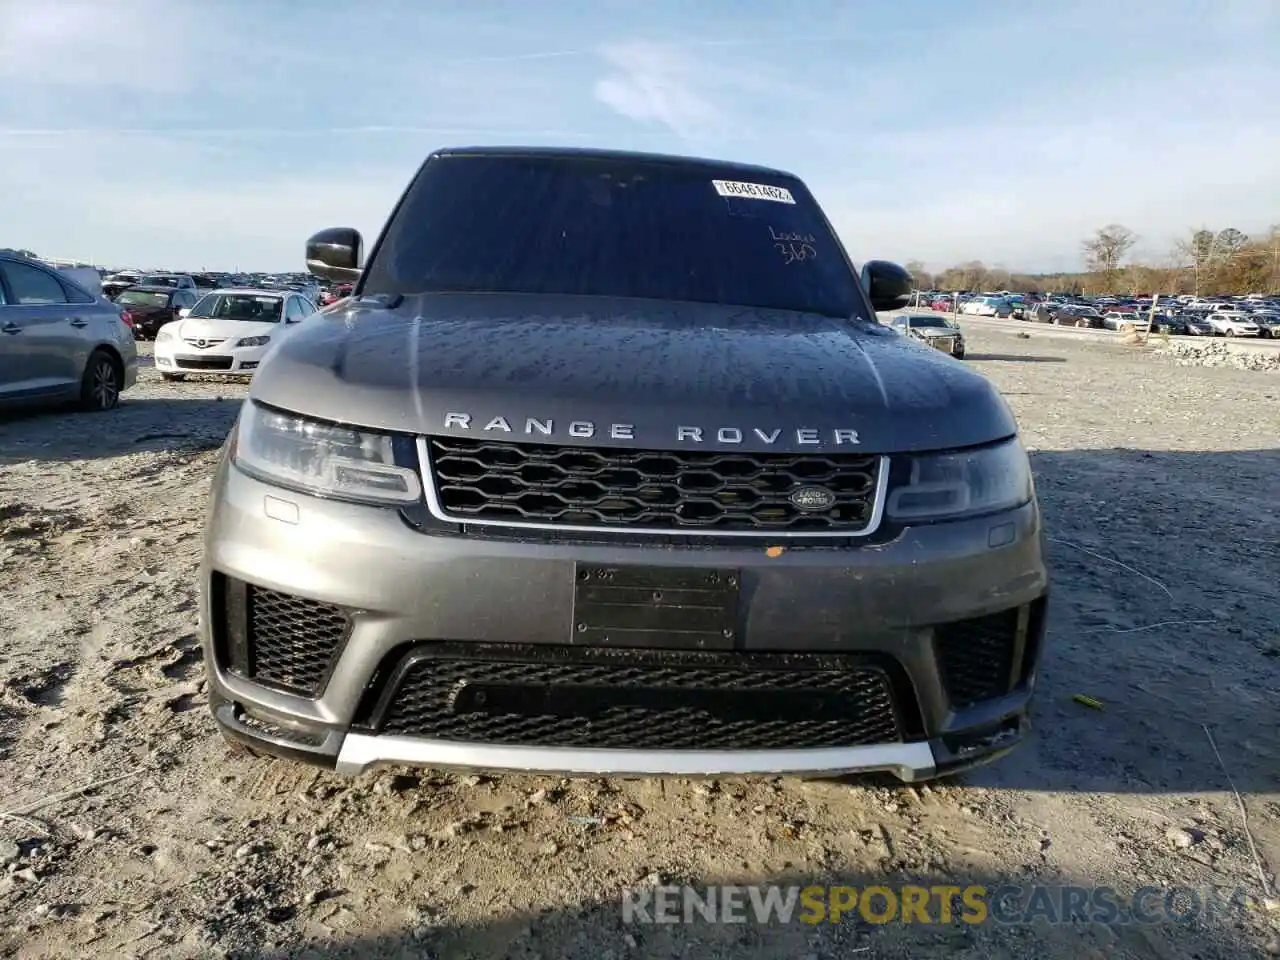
[431,49,589,64]
[592,42,725,139]
[438,34,853,68]
[0,0,205,92]
[589,37,835,142]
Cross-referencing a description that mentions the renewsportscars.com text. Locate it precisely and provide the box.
[621,884,1259,926]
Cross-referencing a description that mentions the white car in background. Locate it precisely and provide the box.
[153,288,317,380]
[1206,311,1260,337]
[960,296,1012,317]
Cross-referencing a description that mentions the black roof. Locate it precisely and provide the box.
[428,145,799,180]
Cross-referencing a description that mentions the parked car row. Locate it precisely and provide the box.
[921,290,1280,338]
[96,267,338,340]
[0,246,361,411]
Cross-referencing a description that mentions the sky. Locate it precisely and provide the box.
[2,0,1277,274]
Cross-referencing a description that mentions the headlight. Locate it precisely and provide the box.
[232,403,422,505]
[886,438,1033,522]
[237,335,271,347]
[156,327,175,341]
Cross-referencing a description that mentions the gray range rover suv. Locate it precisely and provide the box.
[200,147,1049,782]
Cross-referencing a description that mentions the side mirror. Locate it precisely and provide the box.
[178,308,190,318]
[306,227,363,282]
[861,260,914,312]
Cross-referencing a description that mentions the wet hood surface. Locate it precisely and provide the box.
[249,293,1018,453]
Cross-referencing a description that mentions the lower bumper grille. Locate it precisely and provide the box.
[934,601,1044,708]
[359,644,904,751]
[175,355,233,370]
[216,578,352,697]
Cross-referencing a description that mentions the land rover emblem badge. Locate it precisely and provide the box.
[789,485,836,512]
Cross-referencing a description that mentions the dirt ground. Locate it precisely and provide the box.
[1,327,1277,960]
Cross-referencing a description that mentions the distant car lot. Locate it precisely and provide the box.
[891,309,1280,354]
[920,290,1280,339]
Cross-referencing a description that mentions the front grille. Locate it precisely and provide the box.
[243,585,351,697]
[175,355,233,370]
[426,438,882,533]
[933,608,1022,708]
[359,644,904,750]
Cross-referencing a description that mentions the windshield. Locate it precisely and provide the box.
[116,290,170,308]
[187,293,283,322]
[361,154,866,319]
[140,275,178,287]
[907,317,951,328]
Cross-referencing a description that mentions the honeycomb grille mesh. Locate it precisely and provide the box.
[427,437,881,532]
[371,646,903,750]
[246,586,351,697]
[934,609,1020,708]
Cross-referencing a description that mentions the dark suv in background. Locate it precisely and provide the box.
[116,285,201,339]
[199,147,1049,783]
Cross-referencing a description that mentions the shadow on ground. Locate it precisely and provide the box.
[235,864,1258,959]
[966,353,1067,363]
[0,397,239,465]
[993,448,1280,799]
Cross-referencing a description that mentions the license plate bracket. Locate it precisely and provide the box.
[571,564,740,650]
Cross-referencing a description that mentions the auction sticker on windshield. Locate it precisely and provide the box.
[712,180,796,204]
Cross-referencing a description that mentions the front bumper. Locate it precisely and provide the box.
[916,335,964,356]
[155,344,266,375]
[200,451,1049,782]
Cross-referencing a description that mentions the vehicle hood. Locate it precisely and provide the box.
[249,293,1018,453]
[173,318,282,341]
[912,327,959,338]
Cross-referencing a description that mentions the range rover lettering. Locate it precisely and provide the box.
[199,146,1049,782]
[441,412,861,446]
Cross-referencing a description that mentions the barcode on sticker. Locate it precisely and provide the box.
[712,180,795,204]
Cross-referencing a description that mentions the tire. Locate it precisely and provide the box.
[954,350,966,360]
[161,372,186,382]
[78,349,122,411]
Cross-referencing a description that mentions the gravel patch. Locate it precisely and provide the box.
[1159,338,1280,371]
[0,331,1277,959]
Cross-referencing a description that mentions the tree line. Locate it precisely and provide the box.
[908,223,1280,297]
